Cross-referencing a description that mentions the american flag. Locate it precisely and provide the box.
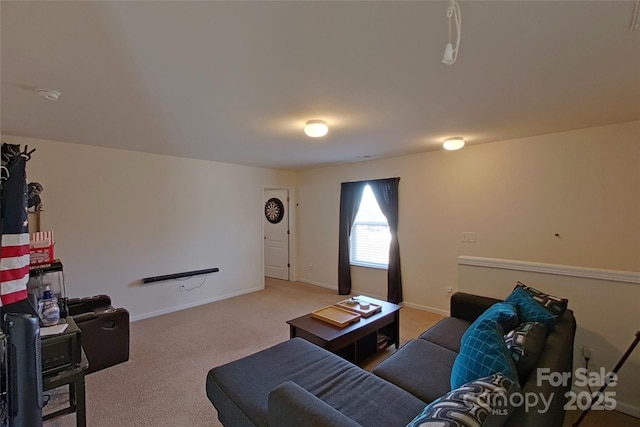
[1,144,29,307]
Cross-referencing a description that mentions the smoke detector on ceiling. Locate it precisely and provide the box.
[35,88,61,101]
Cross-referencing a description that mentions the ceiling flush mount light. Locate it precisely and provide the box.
[304,120,328,138]
[443,137,465,151]
[442,0,462,65]
[35,88,62,101]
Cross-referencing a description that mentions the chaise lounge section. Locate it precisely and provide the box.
[206,290,576,426]
[207,337,426,427]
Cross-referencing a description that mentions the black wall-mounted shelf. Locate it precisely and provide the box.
[141,267,219,284]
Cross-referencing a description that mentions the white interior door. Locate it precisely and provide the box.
[264,189,289,280]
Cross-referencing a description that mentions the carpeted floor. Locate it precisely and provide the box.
[43,278,640,427]
[43,278,442,426]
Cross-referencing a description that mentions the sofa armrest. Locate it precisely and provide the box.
[268,381,362,427]
[74,307,130,374]
[450,292,502,322]
[67,294,112,316]
[71,312,98,323]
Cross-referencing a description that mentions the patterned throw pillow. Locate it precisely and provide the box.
[515,282,568,316]
[451,319,519,390]
[407,373,519,427]
[504,322,547,382]
[505,287,556,333]
[461,302,520,343]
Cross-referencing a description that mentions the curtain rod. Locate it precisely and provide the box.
[341,177,400,185]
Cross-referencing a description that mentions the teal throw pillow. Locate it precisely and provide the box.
[515,282,568,316]
[461,302,519,343]
[451,319,519,390]
[505,287,555,333]
[407,373,520,427]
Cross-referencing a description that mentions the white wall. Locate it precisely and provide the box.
[458,258,640,417]
[6,135,297,320]
[297,121,640,312]
[297,120,640,415]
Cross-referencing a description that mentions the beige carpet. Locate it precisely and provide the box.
[43,278,441,426]
[42,278,639,427]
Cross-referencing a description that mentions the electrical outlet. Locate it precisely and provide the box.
[446,286,453,294]
[307,264,313,271]
[461,232,476,243]
[581,346,592,359]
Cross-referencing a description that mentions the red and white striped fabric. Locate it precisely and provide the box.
[1,233,30,306]
[31,231,54,247]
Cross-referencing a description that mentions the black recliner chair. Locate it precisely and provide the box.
[67,294,130,374]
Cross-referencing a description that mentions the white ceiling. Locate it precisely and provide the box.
[2,1,639,170]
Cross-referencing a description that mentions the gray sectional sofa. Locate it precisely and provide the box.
[206,292,576,427]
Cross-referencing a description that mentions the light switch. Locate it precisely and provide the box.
[461,232,477,243]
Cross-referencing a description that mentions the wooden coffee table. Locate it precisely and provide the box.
[287,296,401,364]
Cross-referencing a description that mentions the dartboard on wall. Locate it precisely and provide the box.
[264,197,285,224]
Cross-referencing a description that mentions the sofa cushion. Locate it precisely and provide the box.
[406,373,520,427]
[515,282,568,316]
[504,322,547,383]
[461,302,519,344]
[372,339,457,404]
[206,337,426,427]
[268,381,363,427]
[451,319,518,389]
[418,317,470,353]
[505,287,555,333]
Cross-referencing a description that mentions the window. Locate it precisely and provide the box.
[349,185,391,269]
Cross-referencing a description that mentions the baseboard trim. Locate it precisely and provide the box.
[570,386,640,419]
[297,279,386,301]
[297,280,388,302]
[351,289,387,302]
[615,400,640,419]
[297,278,338,291]
[457,256,640,284]
[298,279,450,316]
[403,301,450,317]
[130,286,263,322]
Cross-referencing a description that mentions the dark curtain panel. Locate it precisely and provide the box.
[369,178,402,303]
[338,181,366,295]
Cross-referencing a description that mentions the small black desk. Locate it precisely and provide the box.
[41,318,88,427]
